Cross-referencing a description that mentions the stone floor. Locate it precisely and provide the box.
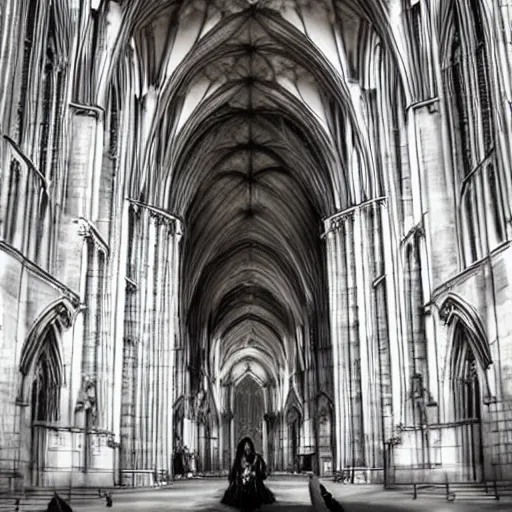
[70,478,512,512]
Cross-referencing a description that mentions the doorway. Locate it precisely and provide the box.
[452,325,484,481]
[234,376,264,452]
[29,326,62,486]
[287,407,300,472]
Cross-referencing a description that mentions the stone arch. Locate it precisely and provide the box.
[447,319,486,480]
[440,294,493,375]
[439,293,493,481]
[234,375,265,452]
[17,298,74,487]
[284,387,302,472]
[316,392,334,476]
[18,299,74,405]
[284,386,303,418]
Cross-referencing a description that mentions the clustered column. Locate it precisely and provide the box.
[120,201,182,485]
[325,215,352,471]
[324,199,390,478]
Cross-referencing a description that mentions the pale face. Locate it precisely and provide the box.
[244,442,251,454]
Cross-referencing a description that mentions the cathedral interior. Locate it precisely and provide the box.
[1,0,512,493]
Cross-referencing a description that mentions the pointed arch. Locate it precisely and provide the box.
[284,385,303,419]
[447,315,485,481]
[439,294,492,371]
[18,299,74,404]
[234,374,265,450]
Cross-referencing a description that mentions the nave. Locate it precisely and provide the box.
[3,0,512,491]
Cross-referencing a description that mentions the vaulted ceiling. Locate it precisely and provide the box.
[109,0,402,402]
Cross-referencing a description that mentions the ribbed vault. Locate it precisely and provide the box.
[116,0,396,405]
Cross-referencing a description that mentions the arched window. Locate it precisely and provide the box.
[5,159,21,244]
[487,163,505,245]
[17,0,39,142]
[234,376,264,451]
[469,0,493,153]
[444,1,507,265]
[451,32,472,176]
[461,183,479,263]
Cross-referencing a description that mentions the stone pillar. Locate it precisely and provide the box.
[120,200,182,484]
[345,215,364,469]
[372,204,393,453]
[324,198,391,478]
[262,417,268,462]
[414,105,458,286]
[324,216,352,471]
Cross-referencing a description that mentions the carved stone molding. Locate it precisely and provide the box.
[55,304,73,329]
[69,102,103,119]
[126,198,184,238]
[439,302,454,325]
[401,221,425,248]
[75,375,98,422]
[125,277,138,294]
[322,196,387,237]
[75,217,109,256]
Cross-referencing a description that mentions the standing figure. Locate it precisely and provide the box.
[221,437,276,512]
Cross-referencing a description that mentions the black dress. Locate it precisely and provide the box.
[221,453,276,512]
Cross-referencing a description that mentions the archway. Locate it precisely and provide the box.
[317,394,334,476]
[451,323,484,481]
[286,407,301,472]
[28,325,63,486]
[234,376,264,453]
[18,301,70,487]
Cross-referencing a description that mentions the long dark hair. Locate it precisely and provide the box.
[229,437,256,481]
[236,437,255,461]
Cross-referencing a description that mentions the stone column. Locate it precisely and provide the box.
[414,105,458,286]
[345,215,364,469]
[120,200,182,484]
[325,198,391,478]
[262,417,268,462]
[371,204,393,454]
[324,215,353,471]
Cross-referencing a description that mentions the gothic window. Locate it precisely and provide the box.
[39,53,54,176]
[110,89,119,158]
[451,33,472,176]
[461,183,479,263]
[5,159,21,244]
[487,164,505,244]
[34,188,48,264]
[18,0,39,143]
[39,2,63,180]
[446,1,506,266]
[469,0,493,153]
[234,376,264,451]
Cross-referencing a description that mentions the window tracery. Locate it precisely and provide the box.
[444,0,507,266]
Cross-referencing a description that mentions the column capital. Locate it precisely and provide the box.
[126,198,184,238]
[322,196,387,238]
[75,217,110,256]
